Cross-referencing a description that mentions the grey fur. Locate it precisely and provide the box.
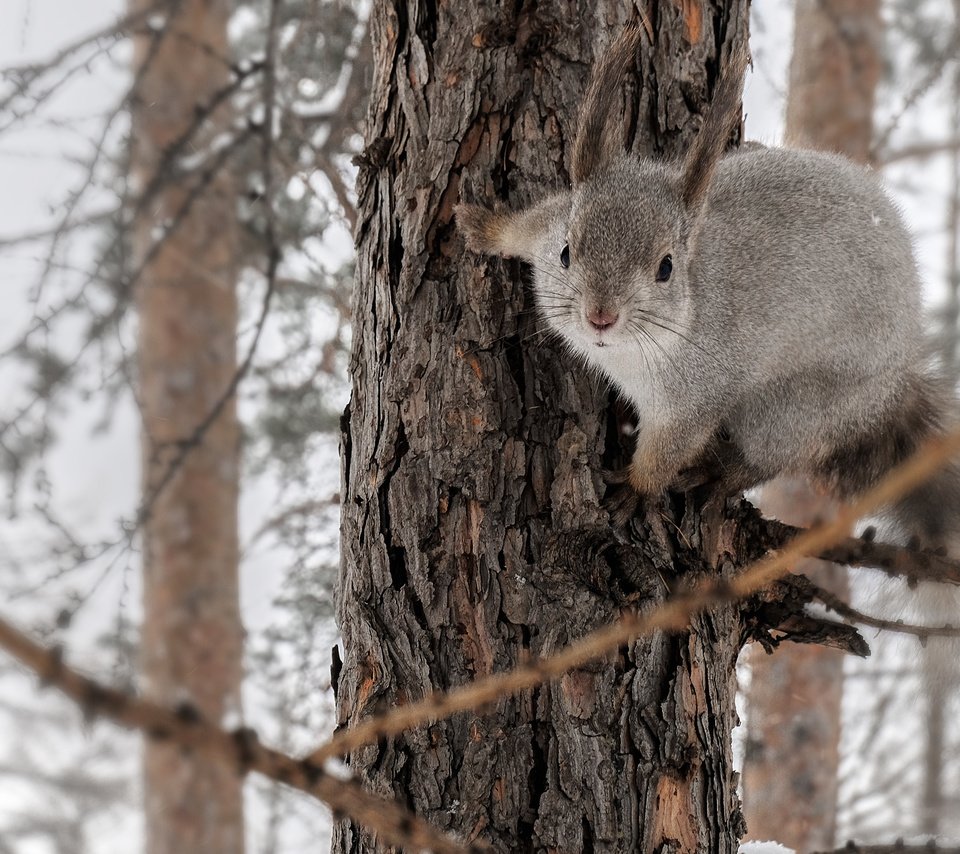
[456,34,960,550]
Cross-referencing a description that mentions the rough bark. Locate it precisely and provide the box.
[335,2,754,852]
[131,1,245,852]
[743,3,881,848]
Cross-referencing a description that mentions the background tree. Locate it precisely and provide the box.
[743,0,882,848]
[130,0,245,849]
[0,0,365,848]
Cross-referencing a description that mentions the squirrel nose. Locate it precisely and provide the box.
[587,309,619,331]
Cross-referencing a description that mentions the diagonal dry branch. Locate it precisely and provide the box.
[0,1,169,87]
[0,616,480,854]
[308,425,960,764]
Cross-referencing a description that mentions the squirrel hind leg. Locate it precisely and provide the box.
[672,436,773,497]
[809,375,948,523]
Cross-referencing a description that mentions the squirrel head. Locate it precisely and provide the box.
[457,28,749,354]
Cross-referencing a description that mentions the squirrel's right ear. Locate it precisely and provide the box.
[456,203,546,260]
[679,43,751,211]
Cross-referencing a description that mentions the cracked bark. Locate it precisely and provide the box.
[336,2,754,851]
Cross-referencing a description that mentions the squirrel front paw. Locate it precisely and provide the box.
[603,458,672,525]
[626,461,671,496]
[602,462,670,496]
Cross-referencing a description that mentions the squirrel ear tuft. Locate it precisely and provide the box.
[679,42,751,211]
[571,25,643,185]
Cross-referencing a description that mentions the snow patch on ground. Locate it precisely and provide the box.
[739,843,796,854]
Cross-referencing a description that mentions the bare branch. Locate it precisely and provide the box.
[314,149,358,231]
[307,424,960,764]
[0,2,167,93]
[0,209,114,249]
[871,25,960,160]
[765,521,960,586]
[0,613,480,854]
[880,135,960,165]
[0,126,251,449]
[811,582,960,640]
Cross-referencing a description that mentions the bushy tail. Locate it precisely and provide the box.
[869,374,960,681]
[870,368,960,554]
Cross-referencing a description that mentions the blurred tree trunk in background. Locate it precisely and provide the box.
[131,1,245,852]
[943,1,960,378]
[743,1,881,848]
[921,1,960,834]
[783,0,880,162]
[334,2,752,852]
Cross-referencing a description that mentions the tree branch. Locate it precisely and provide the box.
[307,424,960,764]
[0,209,114,249]
[0,615,481,854]
[811,581,960,640]
[880,135,960,165]
[870,24,960,160]
[757,516,960,586]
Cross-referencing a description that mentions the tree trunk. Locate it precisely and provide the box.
[131,2,245,852]
[335,2,753,851]
[743,2,880,848]
[783,0,881,164]
[922,3,960,834]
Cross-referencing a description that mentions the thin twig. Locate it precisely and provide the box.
[0,1,168,94]
[812,582,960,640]
[871,25,960,159]
[880,135,960,165]
[0,209,114,249]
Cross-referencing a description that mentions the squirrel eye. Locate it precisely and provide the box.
[656,254,673,282]
[560,243,570,268]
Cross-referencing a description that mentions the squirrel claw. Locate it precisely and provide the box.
[669,464,716,492]
[602,467,631,486]
[603,481,643,526]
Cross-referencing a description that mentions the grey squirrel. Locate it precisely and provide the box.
[456,28,960,551]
